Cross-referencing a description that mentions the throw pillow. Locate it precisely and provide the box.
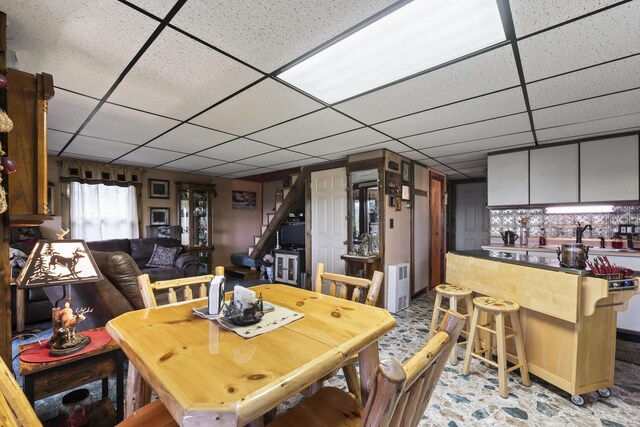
[146,244,181,268]
[9,247,28,269]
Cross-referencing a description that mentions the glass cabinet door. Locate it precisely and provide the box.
[286,255,297,283]
[179,189,190,246]
[192,190,209,247]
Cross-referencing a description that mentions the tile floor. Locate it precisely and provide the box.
[13,290,640,426]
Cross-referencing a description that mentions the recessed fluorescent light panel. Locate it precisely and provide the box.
[545,205,614,214]
[278,0,505,104]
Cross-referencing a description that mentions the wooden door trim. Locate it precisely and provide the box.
[428,170,447,289]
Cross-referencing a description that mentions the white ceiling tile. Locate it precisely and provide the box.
[161,156,225,172]
[171,0,397,72]
[48,90,99,133]
[398,150,429,162]
[249,109,362,147]
[146,123,235,153]
[434,151,490,164]
[446,159,487,170]
[64,135,138,159]
[527,56,640,109]
[518,2,640,82]
[335,46,520,124]
[191,78,323,135]
[268,158,325,170]
[430,165,455,173]
[416,158,441,167]
[241,150,311,168]
[366,140,410,153]
[117,147,185,166]
[81,103,180,145]
[126,0,176,18]
[373,88,527,138]
[536,112,640,143]
[290,128,389,156]
[510,0,620,37]
[228,168,278,178]
[532,88,640,129]
[48,130,74,153]
[109,28,262,120]
[200,163,261,176]
[63,152,119,163]
[199,138,276,162]
[4,0,157,98]
[401,114,532,150]
[420,132,534,158]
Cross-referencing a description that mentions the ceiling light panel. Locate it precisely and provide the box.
[249,109,362,148]
[171,0,397,72]
[291,128,389,157]
[373,88,527,138]
[509,0,619,38]
[241,150,311,168]
[4,0,157,98]
[278,0,505,103]
[190,79,324,135]
[109,28,262,120]
[518,1,640,82]
[48,130,74,153]
[536,112,640,143]
[532,88,640,129]
[418,131,534,157]
[118,147,185,167]
[147,123,235,153]
[398,112,532,150]
[82,103,180,145]
[64,135,138,160]
[125,0,176,18]
[526,55,640,109]
[335,45,519,124]
[161,156,225,172]
[48,90,99,133]
[199,138,276,162]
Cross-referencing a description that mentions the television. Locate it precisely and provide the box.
[280,222,305,248]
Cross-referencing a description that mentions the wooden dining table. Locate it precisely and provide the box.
[105,284,396,426]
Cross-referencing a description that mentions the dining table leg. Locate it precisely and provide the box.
[358,341,380,405]
[124,362,152,417]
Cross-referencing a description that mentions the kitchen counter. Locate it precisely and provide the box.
[454,249,590,275]
[482,243,640,257]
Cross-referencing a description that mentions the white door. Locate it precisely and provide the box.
[311,168,348,283]
[455,182,489,250]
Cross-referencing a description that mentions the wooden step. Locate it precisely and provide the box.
[261,225,268,234]
[254,236,261,245]
[225,265,260,282]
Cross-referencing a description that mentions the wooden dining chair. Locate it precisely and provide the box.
[268,310,466,427]
[123,271,217,420]
[0,356,43,427]
[312,262,384,403]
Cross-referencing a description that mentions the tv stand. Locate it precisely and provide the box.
[273,248,305,288]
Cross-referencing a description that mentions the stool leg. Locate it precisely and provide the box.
[465,296,481,355]
[496,312,508,398]
[449,295,459,365]
[428,292,443,339]
[462,307,480,376]
[510,312,531,387]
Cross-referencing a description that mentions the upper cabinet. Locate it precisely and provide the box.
[580,135,639,202]
[7,69,54,223]
[487,151,529,206]
[530,144,579,204]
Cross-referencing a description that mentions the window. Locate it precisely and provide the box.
[70,182,139,241]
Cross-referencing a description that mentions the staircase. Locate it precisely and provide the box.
[247,170,308,261]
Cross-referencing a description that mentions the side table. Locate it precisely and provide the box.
[19,327,125,422]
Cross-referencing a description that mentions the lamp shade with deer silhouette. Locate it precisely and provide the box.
[17,240,103,356]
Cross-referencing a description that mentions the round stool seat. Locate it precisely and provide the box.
[435,284,471,296]
[473,296,520,313]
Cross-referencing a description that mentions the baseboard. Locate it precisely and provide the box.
[617,328,640,343]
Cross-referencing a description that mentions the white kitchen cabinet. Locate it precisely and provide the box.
[580,135,639,202]
[530,144,579,204]
[487,151,529,206]
[274,249,304,287]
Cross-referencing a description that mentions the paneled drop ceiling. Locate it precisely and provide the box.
[3,0,640,180]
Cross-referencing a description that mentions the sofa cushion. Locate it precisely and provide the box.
[87,238,131,254]
[146,244,181,268]
[231,252,263,269]
[92,251,145,311]
[142,267,187,282]
[130,238,182,268]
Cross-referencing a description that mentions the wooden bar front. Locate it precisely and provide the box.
[446,252,639,397]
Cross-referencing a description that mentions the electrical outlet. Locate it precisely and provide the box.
[390,218,394,229]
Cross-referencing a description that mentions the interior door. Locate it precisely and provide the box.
[455,182,489,250]
[311,168,348,283]
[429,171,446,288]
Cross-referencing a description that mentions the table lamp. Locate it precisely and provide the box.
[16,239,103,356]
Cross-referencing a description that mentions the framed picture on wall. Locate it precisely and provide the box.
[384,171,401,196]
[149,207,170,225]
[149,179,170,199]
[401,161,410,184]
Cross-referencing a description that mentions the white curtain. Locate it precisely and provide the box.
[70,182,139,241]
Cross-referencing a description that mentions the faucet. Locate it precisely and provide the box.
[575,222,592,244]
[599,237,605,248]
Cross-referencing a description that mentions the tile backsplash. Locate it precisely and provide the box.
[489,205,640,239]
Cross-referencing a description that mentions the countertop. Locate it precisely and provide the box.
[482,243,640,257]
[452,250,590,275]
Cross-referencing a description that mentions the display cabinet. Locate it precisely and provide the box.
[274,249,305,287]
[177,182,217,274]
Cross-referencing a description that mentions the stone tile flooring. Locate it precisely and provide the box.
[14,291,640,426]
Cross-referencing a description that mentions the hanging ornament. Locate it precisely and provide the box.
[0,73,7,89]
[0,109,13,133]
[1,157,17,174]
[0,186,7,214]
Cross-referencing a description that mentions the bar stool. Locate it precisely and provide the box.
[428,283,473,365]
[461,296,530,398]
